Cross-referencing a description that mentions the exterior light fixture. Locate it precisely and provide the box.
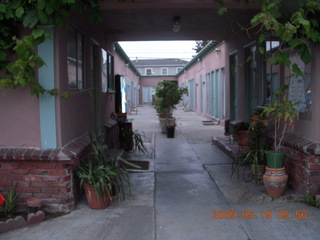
[173,16,181,32]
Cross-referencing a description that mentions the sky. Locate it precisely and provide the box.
[118,41,197,61]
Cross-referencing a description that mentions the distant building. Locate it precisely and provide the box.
[132,58,188,76]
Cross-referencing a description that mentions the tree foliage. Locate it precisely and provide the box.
[192,40,211,54]
[218,0,320,74]
[0,0,103,97]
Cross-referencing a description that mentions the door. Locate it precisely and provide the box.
[91,43,102,132]
[229,52,238,121]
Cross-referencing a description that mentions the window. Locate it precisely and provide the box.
[176,67,182,73]
[67,27,84,89]
[145,68,152,75]
[101,49,115,92]
[161,68,168,75]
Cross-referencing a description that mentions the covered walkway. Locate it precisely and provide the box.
[1,106,319,240]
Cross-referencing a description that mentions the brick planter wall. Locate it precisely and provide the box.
[278,133,320,195]
[0,135,91,213]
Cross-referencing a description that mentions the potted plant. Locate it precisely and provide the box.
[76,134,140,209]
[231,121,269,182]
[251,107,267,126]
[262,84,299,196]
[233,121,250,149]
[120,129,148,154]
[155,80,188,133]
[166,120,177,138]
[262,84,300,168]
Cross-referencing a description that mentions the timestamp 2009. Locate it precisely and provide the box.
[211,210,308,220]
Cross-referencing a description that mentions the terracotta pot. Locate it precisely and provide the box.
[251,164,266,180]
[236,130,250,149]
[263,167,288,197]
[251,115,268,127]
[83,183,109,210]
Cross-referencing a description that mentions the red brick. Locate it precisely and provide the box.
[56,164,69,169]
[49,182,68,188]
[0,181,12,186]
[30,169,48,175]
[42,176,59,182]
[0,169,11,174]
[36,193,51,198]
[31,182,49,187]
[12,169,30,174]
[20,163,37,168]
[6,175,24,181]
[1,163,20,169]
[24,176,42,181]
[60,187,71,193]
[18,193,33,199]
[37,163,56,169]
[59,175,71,182]
[23,187,41,193]
[48,170,66,176]
[54,193,70,199]
[309,164,320,170]
[42,188,59,194]
[17,181,30,187]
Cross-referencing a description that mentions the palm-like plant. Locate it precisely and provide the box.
[76,133,140,201]
[262,84,300,152]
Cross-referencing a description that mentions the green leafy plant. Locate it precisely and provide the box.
[0,184,19,219]
[231,121,269,182]
[262,85,299,152]
[305,193,320,208]
[75,133,140,201]
[0,0,103,97]
[121,129,148,154]
[155,80,188,118]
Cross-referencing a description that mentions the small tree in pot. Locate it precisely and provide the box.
[155,80,188,118]
[262,84,300,168]
[155,80,188,133]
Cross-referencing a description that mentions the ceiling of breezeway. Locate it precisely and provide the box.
[98,0,260,41]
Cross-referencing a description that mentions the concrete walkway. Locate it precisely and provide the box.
[1,106,320,240]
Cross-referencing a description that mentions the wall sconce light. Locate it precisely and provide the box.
[214,48,221,54]
[173,16,181,32]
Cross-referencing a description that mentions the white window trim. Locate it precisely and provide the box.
[161,67,169,75]
[176,67,182,73]
[145,68,153,75]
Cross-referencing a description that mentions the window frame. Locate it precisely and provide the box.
[67,26,85,90]
[161,67,168,75]
[145,68,153,75]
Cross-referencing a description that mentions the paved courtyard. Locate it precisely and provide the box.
[1,105,320,240]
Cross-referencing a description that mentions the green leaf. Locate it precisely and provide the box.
[61,91,71,99]
[23,11,39,28]
[292,64,303,76]
[0,3,5,13]
[15,7,24,18]
[0,50,7,61]
[300,44,312,64]
[32,28,44,39]
[218,7,227,16]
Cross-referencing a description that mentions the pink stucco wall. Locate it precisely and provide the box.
[0,88,41,147]
[178,42,226,120]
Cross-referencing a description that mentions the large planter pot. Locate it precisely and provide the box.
[236,130,250,149]
[265,151,286,168]
[263,167,288,197]
[83,183,110,210]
